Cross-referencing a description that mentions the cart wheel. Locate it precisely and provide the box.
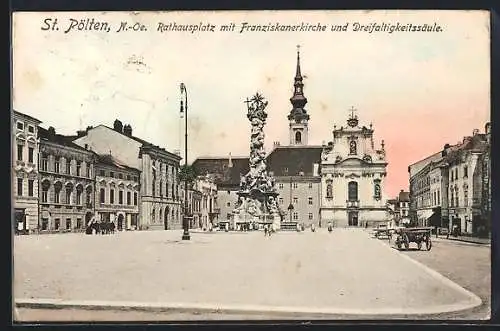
[417,241,422,250]
[426,237,432,251]
[403,234,410,250]
[396,240,402,249]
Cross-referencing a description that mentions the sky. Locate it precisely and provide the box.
[12,10,490,198]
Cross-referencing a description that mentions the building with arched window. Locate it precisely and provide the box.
[12,111,42,234]
[38,126,95,233]
[95,154,140,230]
[73,120,182,231]
[320,111,388,227]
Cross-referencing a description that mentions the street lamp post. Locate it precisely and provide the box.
[180,83,190,240]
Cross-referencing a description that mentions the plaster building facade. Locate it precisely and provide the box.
[12,111,42,234]
[408,124,490,235]
[192,155,249,229]
[73,120,182,231]
[95,154,140,230]
[38,127,95,233]
[386,190,410,228]
[319,111,389,228]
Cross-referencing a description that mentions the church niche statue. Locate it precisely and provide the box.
[349,140,357,155]
[374,183,381,200]
[326,181,333,199]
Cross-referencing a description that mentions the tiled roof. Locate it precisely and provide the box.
[266,146,322,176]
[96,154,140,172]
[192,157,250,189]
[38,127,90,152]
[13,110,42,124]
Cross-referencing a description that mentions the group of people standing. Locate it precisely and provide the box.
[85,218,116,235]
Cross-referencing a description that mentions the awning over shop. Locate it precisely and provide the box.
[417,209,434,221]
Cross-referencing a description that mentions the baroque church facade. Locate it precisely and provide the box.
[319,110,388,227]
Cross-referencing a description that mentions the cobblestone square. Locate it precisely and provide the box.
[14,228,488,320]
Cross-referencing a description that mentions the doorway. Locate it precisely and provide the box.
[348,211,358,226]
[164,207,169,230]
[118,214,124,231]
[14,209,26,234]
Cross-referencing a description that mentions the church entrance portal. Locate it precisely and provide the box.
[348,211,359,227]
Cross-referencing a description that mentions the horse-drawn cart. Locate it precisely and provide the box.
[393,227,433,251]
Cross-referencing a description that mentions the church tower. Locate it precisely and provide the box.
[288,45,310,146]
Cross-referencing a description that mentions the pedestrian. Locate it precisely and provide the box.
[311,223,315,232]
[264,224,268,236]
[328,221,332,233]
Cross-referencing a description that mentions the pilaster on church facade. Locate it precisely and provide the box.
[319,110,388,227]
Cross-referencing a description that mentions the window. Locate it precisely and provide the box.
[66,159,71,174]
[293,183,298,189]
[134,192,138,206]
[226,202,231,207]
[76,218,82,229]
[100,188,105,203]
[76,186,82,205]
[41,218,48,230]
[119,190,123,205]
[86,164,91,177]
[28,179,34,197]
[118,173,123,179]
[28,125,35,133]
[110,171,114,178]
[279,197,283,205]
[160,180,163,196]
[17,121,24,130]
[464,166,468,178]
[99,170,105,176]
[283,167,288,174]
[17,178,23,196]
[110,189,114,204]
[348,181,358,201]
[17,144,23,161]
[152,180,156,196]
[308,197,313,205]
[293,197,298,204]
[54,157,60,173]
[455,169,458,180]
[86,187,92,206]
[293,212,298,220]
[41,154,48,171]
[308,213,313,220]
[54,182,62,203]
[295,131,302,144]
[65,185,72,204]
[134,176,138,182]
[308,182,313,189]
[28,147,34,163]
[54,219,60,230]
[127,175,131,180]
[41,184,48,203]
[279,183,284,189]
[437,191,440,205]
[464,188,468,207]
[76,161,81,176]
[66,219,71,230]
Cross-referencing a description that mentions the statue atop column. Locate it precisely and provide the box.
[233,93,281,230]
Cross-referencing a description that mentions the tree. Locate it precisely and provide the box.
[178,164,197,187]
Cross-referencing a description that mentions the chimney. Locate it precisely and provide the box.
[123,124,133,136]
[173,149,181,157]
[48,126,56,136]
[473,129,479,136]
[86,126,93,132]
[113,119,123,132]
[313,163,319,176]
[228,152,233,168]
[77,130,86,137]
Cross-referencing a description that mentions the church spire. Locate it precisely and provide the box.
[288,45,310,146]
[288,45,309,122]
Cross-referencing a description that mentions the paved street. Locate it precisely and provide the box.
[14,228,486,321]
